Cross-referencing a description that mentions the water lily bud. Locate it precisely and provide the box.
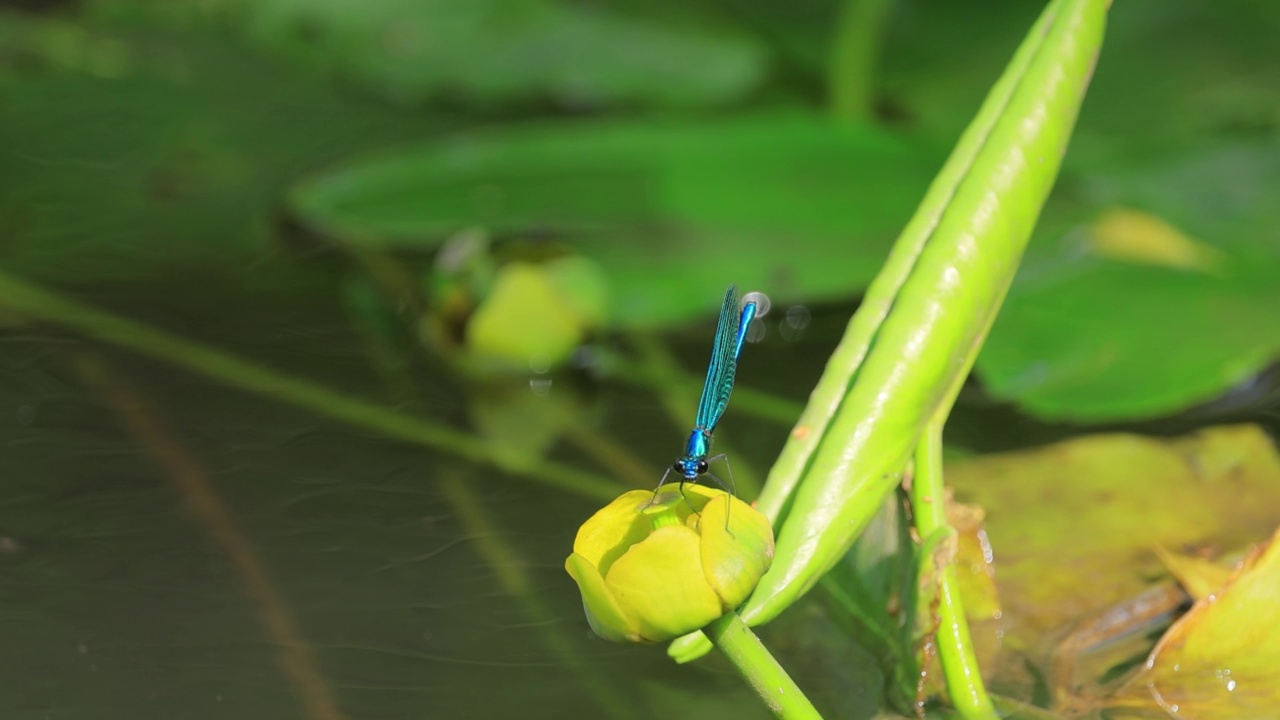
[466,262,585,369]
[565,484,774,643]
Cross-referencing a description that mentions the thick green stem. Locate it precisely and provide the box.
[911,419,997,720]
[743,0,1110,632]
[702,612,822,720]
[0,270,620,501]
[828,0,895,122]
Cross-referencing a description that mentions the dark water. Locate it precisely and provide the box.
[0,298,803,720]
[2,289,1277,720]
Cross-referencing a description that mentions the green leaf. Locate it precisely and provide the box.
[978,140,1280,421]
[289,112,938,327]
[883,0,1280,155]
[0,11,436,289]
[865,0,1280,422]
[215,0,769,109]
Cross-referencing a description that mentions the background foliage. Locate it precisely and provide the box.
[2,0,1278,718]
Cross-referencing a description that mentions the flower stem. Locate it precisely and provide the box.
[828,0,895,123]
[702,612,823,720]
[911,418,998,720]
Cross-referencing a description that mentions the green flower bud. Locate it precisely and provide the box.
[565,484,774,643]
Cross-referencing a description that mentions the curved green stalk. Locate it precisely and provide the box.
[703,612,823,720]
[911,419,997,719]
[744,0,1110,626]
[0,270,621,501]
[671,0,1110,665]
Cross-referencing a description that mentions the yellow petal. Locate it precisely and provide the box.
[699,493,774,609]
[573,490,653,575]
[645,483,717,526]
[605,525,722,642]
[565,553,642,643]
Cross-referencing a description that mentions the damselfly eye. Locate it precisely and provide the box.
[696,459,709,474]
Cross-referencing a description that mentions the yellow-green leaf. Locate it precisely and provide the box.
[1111,528,1280,718]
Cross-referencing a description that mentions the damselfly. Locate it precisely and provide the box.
[657,284,758,494]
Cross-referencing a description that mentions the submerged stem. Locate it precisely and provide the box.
[0,270,620,501]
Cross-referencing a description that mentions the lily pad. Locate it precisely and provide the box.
[979,139,1280,421]
[1110,528,1280,719]
[1151,545,1234,602]
[212,0,769,109]
[945,424,1280,646]
[0,11,435,292]
[288,113,938,327]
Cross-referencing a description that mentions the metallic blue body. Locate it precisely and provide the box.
[671,285,757,482]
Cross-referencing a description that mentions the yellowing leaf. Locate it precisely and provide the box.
[1111,528,1280,719]
[1089,207,1225,273]
[946,425,1280,645]
[1152,545,1235,602]
[948,499,1002,622]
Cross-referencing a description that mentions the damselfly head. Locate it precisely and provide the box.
[672,457,708,480]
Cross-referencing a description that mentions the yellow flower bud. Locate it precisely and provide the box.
[466,262,585,369]
[565,485,774,643]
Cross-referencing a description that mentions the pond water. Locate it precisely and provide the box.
[3,272,1279,720]
[0,292,842,720]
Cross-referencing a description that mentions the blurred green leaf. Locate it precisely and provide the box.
[212,0,770,109]
[883,0,1280,153]
[979,140,1280,421]
[289,112,938,327]
[0,11,436,291]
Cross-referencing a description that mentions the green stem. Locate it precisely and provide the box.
[0,270,620,501]
[910,419,997,720]
[703,612,822,720]
[828,0,895,122]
